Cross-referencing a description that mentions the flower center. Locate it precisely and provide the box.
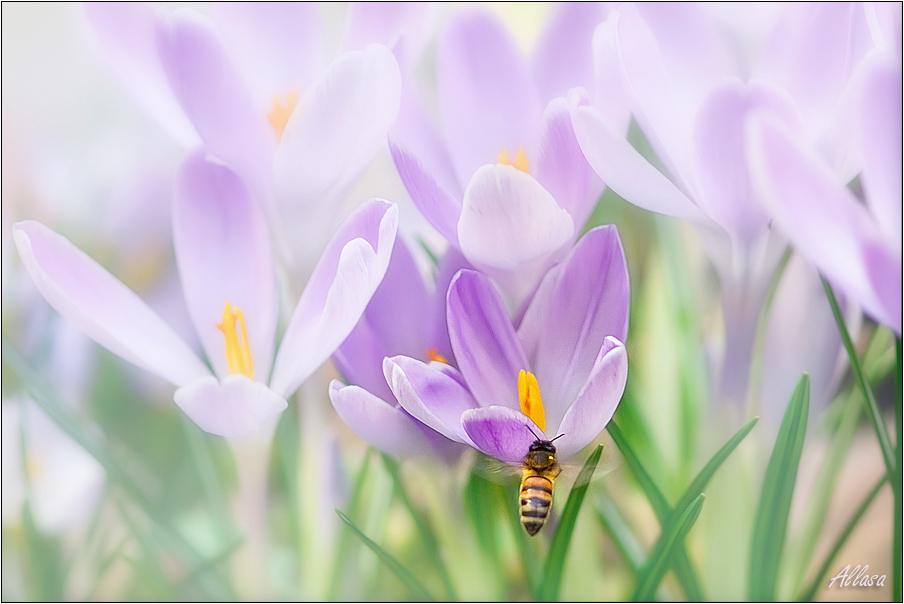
[216,301,254,378]
[518,370,546,432]
[497,146,530,173]
[267,91,299,141]
[426,348,449,364]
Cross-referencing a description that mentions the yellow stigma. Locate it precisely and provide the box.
[518,370,546,432]
[427,348,449,364]
[216,301,254,378]
[497,146,530,173]
[267,90,299,141]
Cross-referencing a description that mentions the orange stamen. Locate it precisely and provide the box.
[518,370,546,432]
[216,301,254,378]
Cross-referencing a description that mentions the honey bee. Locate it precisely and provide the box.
[520,434,563,536]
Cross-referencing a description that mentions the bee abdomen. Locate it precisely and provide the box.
[520,475,554,536]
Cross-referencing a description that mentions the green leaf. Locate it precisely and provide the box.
[538,444,603,601]
[895,336,902,602]
[595,493,645,576]
[328,449,373,601]
[335,509,434,601]
[607,421,704,600]
[822,278,896,484]
[382,454,457,600]
[748,374,810,601]
[798,475,887,601]
[632,493,706,601]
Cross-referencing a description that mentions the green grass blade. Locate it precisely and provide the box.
[607,421,704,600]
[382,454,457,600]
[538,444,603,601]
[632,493,706,601]
[821,277,896,482]
[798,475,887,601]
[595,493,645,576]
[673,416,758,515]
[335,509,434,601]
[748,373,810,601]
[895,337,902,602]
[327,449,373,600]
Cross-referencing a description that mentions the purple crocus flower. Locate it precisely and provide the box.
[329,238,469,458]
[383,225,628,462]
[390,6,616,305]
[748,50,902,334]
[83,4,402,268]
[14,152,397,437]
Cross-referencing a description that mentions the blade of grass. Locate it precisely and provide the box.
[538,444,603,601]
[821,278,895,483]
[895,337,902,602]
[2,340,234,600]
[748,374,810,601]
[632,493,706,601]
[798,475,887,601]
[21,503,65,602]
[382,454,457,600]
[335,509,434,601]
[181,415,233,544]
[607,421,704,600]
[327,449,373,600]
[595,493,644,576]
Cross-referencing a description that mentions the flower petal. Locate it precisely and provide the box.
[389,140,462,247]
[81,3,199,147]
[531,2,607,102]
[329,381,439,457]
[518,225,629,430]
[172,152,277,380]
[447,270,529,410]
[535,96,605,230]
[173,374,287,438]
[270,200,398,397]
[155,9,274,201]
[461,406,538,463]
[555,337,627,459]
[748,114,901,333]
[274,44,401,213]
[437,10,542,186]
[383,355,478,444]
[13,221,209,387]
[458,164,574,302]
[572,105,709,223]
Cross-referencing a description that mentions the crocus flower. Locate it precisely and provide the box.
[571,3,879,406]
[383,225,628,462]
[83,4,402,269]
[390,6,617,305]
[329,238,469,457]
[14,152,397,437]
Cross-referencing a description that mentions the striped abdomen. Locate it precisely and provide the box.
[520,474,554,536]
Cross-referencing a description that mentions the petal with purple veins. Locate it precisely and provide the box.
[461,405,539,464]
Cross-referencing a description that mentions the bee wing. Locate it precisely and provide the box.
[556,439,619,490]
[464,449,523,486]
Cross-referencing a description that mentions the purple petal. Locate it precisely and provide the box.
[535,96,605,230]
[174,374,287,437]
[427,247,473,366]
[274,44,401,212]
[270,200,398,397]
[155,9,274,201]
[172,152,277,381]
[691,80,797,246]
[437,10,542,187]
[518,225,629,430]
[329,381,439,457]
[531,2,608,102]
[748,115,901,333]
[571,105,709,223]
[333,237,430,401]
[340,2,438,59]
[81,3,199,146]
[447,270,528,410]
[13,221,210,387]
[458,164,574,302]
[590,16,632,135]
[383,356,478,444]
[212,3,323,99]
[461,406,539,463]
[556,337,627,458]
[857,52,902,252]
[389,140,462,247]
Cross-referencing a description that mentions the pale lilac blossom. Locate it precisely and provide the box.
[14,152,398,437]
[383,225,628,462]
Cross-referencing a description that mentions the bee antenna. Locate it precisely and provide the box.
[550,433,565,443]
[523,422,543,441]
